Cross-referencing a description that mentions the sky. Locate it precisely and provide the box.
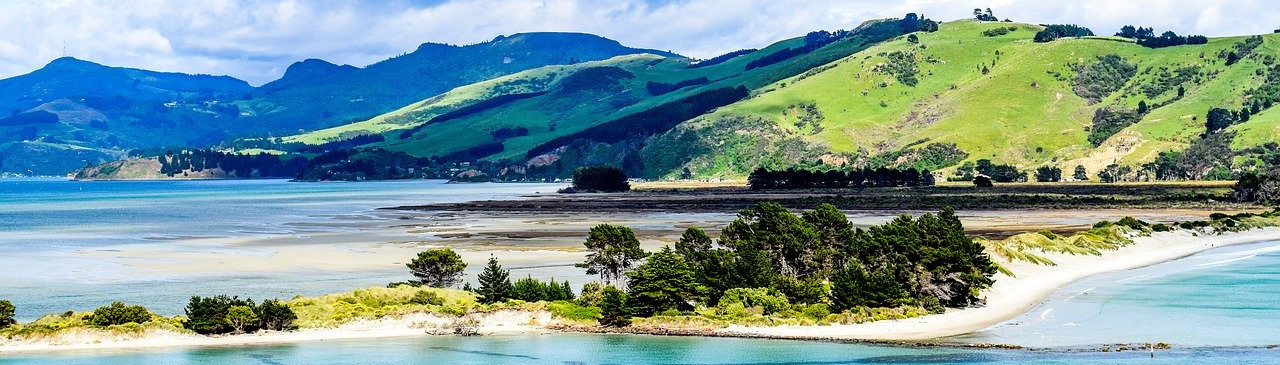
[1,0,1277,85]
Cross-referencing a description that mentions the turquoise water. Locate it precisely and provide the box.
[960,241,1280,347]
[1,334,1277,364]
[0,178,564,319]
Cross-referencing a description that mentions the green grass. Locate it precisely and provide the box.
[660,20,1280,178]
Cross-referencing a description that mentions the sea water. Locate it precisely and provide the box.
[1,333,1277,364]
[4,178,1280,363]
[0,178,564,319]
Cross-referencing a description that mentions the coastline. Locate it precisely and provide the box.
[717,227,1280,342]
[4,227,1278,354]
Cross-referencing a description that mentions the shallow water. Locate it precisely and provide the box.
[0,178,564,319]
[960,241,1280,347]
[1,334,1277,365]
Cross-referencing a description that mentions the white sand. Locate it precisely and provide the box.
[10,227,1279,353]
[0,310,552,354]
[719,227,1280,341]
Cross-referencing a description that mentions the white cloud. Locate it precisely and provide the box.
[0,0,1275,85]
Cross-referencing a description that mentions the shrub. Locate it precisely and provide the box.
[1117,216,1149,230]
[718,288,790,315]
[0,300,15,327]
[973,176,994,187]
[88,302,151,327]
[409,291,445,306]
[578,282,605,307]
[800,303,831,320]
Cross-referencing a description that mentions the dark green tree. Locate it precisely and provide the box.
[0,300,15,327]
[1035,166,1062,182]
[476,257,512,304]
[830,264,911,311]
[1074,165,1089,181]
[571,166,630,192]
[972,175,994,187]
[577,224,648,287]
[1137,100,1149,114]
[185,295,254,335]
[407,248,467,288]
[719,202,817,278]
[673,227,713,264]
[599,285,631,327]
[625,247,698,316]
[255,299,297,331]
[1206,107,1237,134]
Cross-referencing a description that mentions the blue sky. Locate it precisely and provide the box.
[1,0,1277,85]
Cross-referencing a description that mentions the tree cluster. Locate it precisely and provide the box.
[1088,106,1141,146]
[185,296,296,335]
[1135,31,1208,48]
[570,166,630,192]
[747,167,935,189]
[972,8,997,21]
[158,149,308,178]
[88,302,152,327]
[686,49,758,69]
[1033,24,1094,42]
[1234,171,1280,203]
[975,159,1026,182]
[1035,166,1063,182]
[601,203,995,319]
[510,276,576,303]
[1072,55,1137,104]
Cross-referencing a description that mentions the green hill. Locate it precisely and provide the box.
[640,20,1280,179]
[279,16,934,178]
[238,32,681,133]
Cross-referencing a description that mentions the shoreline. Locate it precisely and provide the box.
[716,227,1280,342]
[4,227,1278,354]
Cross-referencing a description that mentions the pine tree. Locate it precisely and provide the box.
[625,247,697,316]
[598,285,630,327]
[475,257,512,304]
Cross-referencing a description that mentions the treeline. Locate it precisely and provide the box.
[293,134,386,154]
[295,148,451,181]
[398,91,549,139]
[646,77,710,96]
[686,49,757,69]
[1116,25,1207,48]
[158,149,309,178]
[747,167,935,189]
[525,86,749,158]
[185,296,296,335]
[1033,24,1093,42]
[745,13,938,72]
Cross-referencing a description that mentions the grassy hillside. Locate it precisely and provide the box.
[282,17,930,177]
[647,20,1280,179]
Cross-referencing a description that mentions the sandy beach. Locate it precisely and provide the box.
[719,227,1280,342]
[6,226,1278,353]
[0,310,553,354]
